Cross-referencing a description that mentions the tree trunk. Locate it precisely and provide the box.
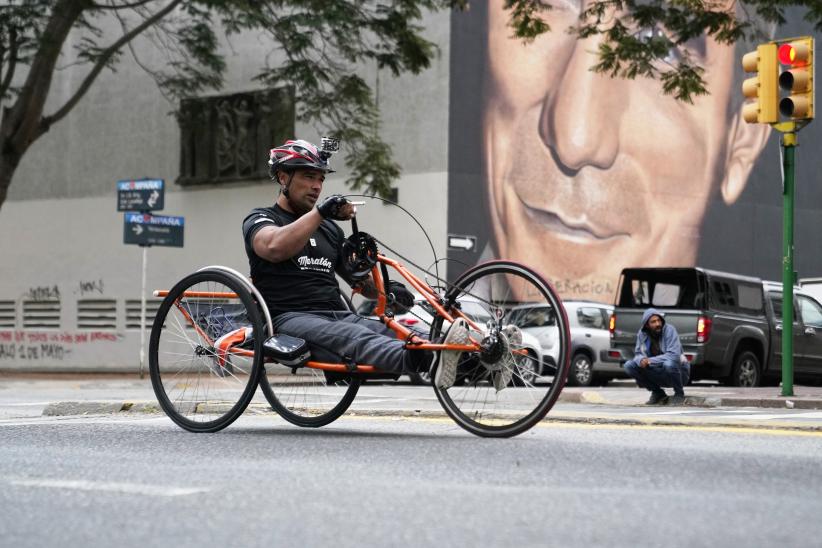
[0,144,21,213]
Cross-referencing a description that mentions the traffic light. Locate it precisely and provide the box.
[777,38,814,121]
[742,43,779,124]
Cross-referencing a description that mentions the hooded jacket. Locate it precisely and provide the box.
[633,308,684,366]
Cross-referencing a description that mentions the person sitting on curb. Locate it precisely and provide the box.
[623,308,690,405]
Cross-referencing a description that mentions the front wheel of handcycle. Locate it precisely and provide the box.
[429,260,571,438]
[149,269,265,433]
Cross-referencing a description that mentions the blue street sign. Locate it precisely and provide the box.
[117,178,165,212]
[124,213,184,247]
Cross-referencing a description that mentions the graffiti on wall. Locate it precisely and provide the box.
[0,330,121,362]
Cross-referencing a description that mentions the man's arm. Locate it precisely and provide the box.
[253,199,356,263]
[633,332,647,366]
[647,324,684,365]
[252,209,324,263]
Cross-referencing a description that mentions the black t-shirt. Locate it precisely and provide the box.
[649,334,662,357]
[242,204,348,316]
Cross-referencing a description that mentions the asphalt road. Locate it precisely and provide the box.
[1,414,821,548]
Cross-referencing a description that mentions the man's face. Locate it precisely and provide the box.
[279,168,326,214]
[647,315,664,335]
[483,0,759,302]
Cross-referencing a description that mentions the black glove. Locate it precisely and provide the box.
[388,280,415,312]
[317,194,349,220]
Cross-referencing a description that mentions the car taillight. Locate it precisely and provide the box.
[399,317,419,326]
[696,316,712,343]
[609,313,616,338]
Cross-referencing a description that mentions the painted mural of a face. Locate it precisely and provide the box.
[484,0,771,302]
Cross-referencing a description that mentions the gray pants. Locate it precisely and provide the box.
[272,310,430,374]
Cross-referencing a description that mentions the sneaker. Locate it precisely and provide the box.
[492,367,513,392]
[435,318,470,389]
[668,395,686,406]
[646,391,668,405]
[491,325,521,392]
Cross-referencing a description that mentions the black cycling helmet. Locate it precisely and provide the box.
[268,139,335,180]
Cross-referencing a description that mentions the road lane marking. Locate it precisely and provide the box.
[320,414,822,437]
[5,478,209,497]
[723,411,822,420]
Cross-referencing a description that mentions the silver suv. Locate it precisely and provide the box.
[563,301,623,386]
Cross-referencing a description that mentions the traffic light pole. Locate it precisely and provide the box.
[781,130,797,397]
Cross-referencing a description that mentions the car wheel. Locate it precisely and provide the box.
[567,352,594,387]
[408,370,432,386]
[512,349,541,387]
[731,350,761,387]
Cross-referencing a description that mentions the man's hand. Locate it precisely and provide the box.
[640,358,650,368]
[317,194,355,220]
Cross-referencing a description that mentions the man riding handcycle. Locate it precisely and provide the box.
[149,138,571,438]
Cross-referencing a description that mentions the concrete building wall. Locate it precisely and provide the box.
[0,9,451,371]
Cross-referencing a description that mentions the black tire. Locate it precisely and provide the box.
[430,260,570,438]
[731,350,761,387]
[149,269,264,433]
[567,352,594,387]
[408,370,432,386]
[259,367,360,428]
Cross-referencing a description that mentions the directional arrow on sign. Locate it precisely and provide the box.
[448,235,476,251]
[133,224,144,235]
[147,190,160,208]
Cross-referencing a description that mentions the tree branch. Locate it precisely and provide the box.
[0,26,18,99]
[90,0,157,10]
[44,0,183,128]
[2,0,85,154]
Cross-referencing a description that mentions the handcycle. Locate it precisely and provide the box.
[148,209,571,438]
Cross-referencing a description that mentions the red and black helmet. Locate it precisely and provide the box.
[268,139,334,179]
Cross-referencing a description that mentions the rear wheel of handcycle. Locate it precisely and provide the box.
[259,364,361,428]
[430,260,571,438]
[149,269,265,433]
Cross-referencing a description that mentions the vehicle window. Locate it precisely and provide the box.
[577,307,606,329]
[799,296,822,327]
[619,270,700,308]
[459,300,493,324]
[712,280,735,307]
[737,283,764,311]
[769,294,798,322]
[511,306,555,328]
[652,283,680,306]
[631,280,650,305]
[710,278,763,313]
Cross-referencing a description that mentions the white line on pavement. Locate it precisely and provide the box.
[5,477,210,497]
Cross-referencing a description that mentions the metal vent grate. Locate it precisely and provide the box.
[77,299,117,329]
[22,300,61,329]
[0,301,14,328]
[126,299,163,329]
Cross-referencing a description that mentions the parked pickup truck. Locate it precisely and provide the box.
[605,267,822,387]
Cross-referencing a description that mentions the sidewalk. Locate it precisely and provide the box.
[3,372,822,415]
[560,381,822,409]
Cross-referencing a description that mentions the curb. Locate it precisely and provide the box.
[36,400,822,433]
[40,395,822,417]
[562,391,822,410]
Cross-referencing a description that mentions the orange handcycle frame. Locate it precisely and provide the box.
[155,254,510,374]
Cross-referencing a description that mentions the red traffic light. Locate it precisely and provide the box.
[779,44,796,64]
[779,42,809,66]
